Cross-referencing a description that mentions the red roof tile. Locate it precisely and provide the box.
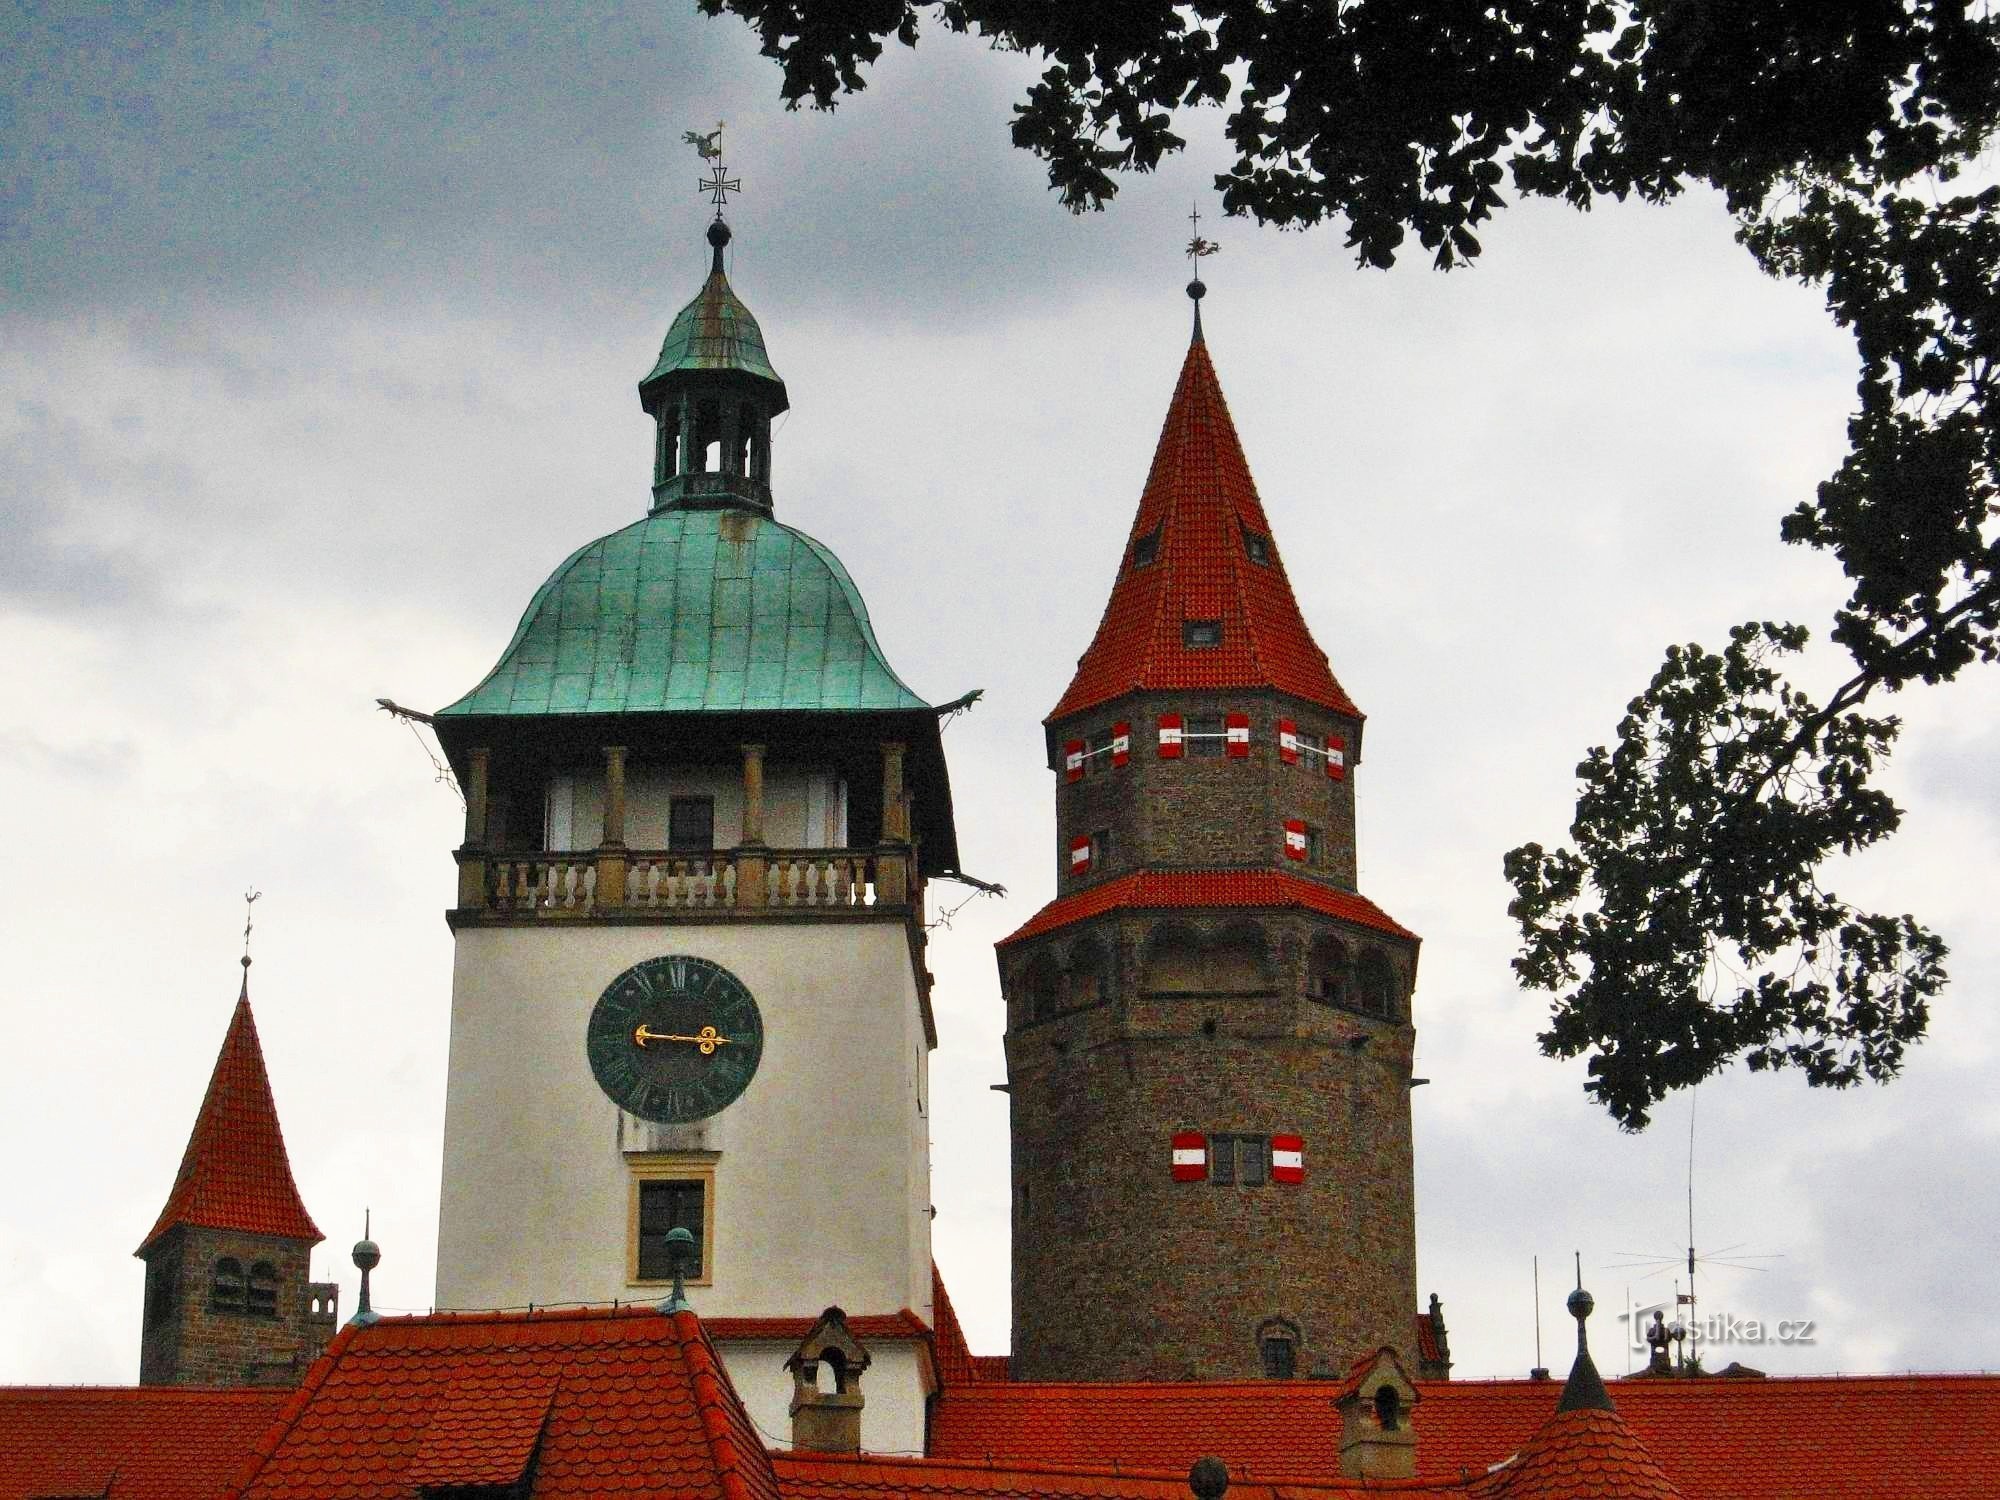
[774,1449,1464,1500]
[1048,333,1359,724]
[930,1373,2000,1500]
[1468,1407,1682,1500]
[707,1310,932,1342]
[224,1304,785,1500]
[137,984,322,1254]
[998,870,1416,948]
[1416,1316,1444,1367]
[0,1386,285,1500]
[931,1266,983,1387]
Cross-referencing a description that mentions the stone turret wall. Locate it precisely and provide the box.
[1002,906,1418,1381]
[1050,691,1363,888]
[139,1227,335,1386]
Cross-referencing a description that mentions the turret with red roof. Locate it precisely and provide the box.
[997,271,1424,1382]
[134,961,336,1386]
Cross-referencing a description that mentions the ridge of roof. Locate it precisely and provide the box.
[136,984,321,1255]
[997,869,1417,948]
[1048,334,1358,724]
[772,1448,1461,1496]
[931,1263,984,1387]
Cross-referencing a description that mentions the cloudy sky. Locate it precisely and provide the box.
[5,4,1997,1386]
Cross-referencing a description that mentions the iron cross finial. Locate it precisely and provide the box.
[684,121,739,219]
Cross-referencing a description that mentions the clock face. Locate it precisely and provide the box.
[586,955,764,1123]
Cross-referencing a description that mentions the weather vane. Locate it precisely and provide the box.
[241,888,261,972]
[684,121,738,218]
[1186,202,1219,263]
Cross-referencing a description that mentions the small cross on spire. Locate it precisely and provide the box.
[1184,202,1218,341]
[685,122,740,220]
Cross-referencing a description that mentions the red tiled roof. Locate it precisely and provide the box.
[971,1355,1014,1383]
[137,984,322,1254]
[930,1373,2000,1499]
[1048,333,1358,724]
[707,1310,931,1342]
[931,1266,983,1387]
[774,1449,1464,1500]
[0,1386,286,1500]
[998,870,1416,948]
[1468,1407,1682,1500]
[1415,1315,1444,1367]
[224,1305,784,1500]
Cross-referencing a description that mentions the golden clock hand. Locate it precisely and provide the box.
[633,1024,734,1055]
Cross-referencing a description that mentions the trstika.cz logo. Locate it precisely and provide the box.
[1619,1301,1819,1349]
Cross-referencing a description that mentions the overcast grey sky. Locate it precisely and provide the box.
[4,3,1997,1385]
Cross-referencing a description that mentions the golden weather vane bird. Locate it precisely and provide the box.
[682,121,725,160]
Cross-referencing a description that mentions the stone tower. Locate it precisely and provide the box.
[135,972,337,1385]
[428,208,958,1455]
[997,289,1422,1382]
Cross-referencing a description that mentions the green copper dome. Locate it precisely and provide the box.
[437,508,928,717]
[639,230,787,403]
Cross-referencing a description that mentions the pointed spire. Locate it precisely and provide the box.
[1048,330,1361,723]
[136,972,323,1255]
[1557,1283,1615,1413]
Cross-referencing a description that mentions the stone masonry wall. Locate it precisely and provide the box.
[1003,906,1418,1382]
[1050,691,1363,889]
[140,1227,337,1386]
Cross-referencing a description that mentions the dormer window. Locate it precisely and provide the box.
[1184,620,1221,648]
[1242,528,1271,564]
[1131,524,1162,569]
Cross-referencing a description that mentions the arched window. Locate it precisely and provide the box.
[210,1257,244,1314]
[656,406,682,482]
[1357,950,1397,1020]
[1066,937,1111,1011]
[1308,935,1349,1006]
[247,1261,279,1319]
[1374,1383,1403,1431]
[1257,1318,1300,1379]
[1022,953,1062,1023]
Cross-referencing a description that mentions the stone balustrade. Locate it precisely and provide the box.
[454,845,908,921]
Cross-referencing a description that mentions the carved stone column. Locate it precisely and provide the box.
[740,743,767,845]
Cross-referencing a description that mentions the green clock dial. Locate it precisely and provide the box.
[586,955,764,1123]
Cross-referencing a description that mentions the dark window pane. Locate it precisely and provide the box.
[668,797,715,853]
[1240,1136,1268,1185]
[1262,1335,1297,1379]
[1210,1135,1235,1185]
[246,1261,279,1319]
[1132,525,1162,568]
[1084,731,1109,776]
[1188,714,1225,758]
[637,1180,706,1279]
[211,1257,244,1313]
[1243,529,1271,565]
[1183,619,1221,648]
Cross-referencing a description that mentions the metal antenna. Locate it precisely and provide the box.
[1530,1255,1547,1379]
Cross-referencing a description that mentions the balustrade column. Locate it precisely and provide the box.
[740,743,767,845]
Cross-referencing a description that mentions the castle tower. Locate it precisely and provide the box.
[996,284,1422,1381]
[429,202,958,1455]
[135,969,337,1385]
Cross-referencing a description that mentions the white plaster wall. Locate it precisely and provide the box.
[545,769,846,849]
[436,921,933,1325]
[716,1338,929,1458]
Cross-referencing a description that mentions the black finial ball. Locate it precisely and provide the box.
[1568,1287,1594,1321]
[708,219,732,249]
[352,1237,381,1273]
[1186,277,1207,302]
[1188,1457,1229,1500]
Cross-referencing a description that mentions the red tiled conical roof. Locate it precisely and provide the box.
[1048,330,1359,723]
[136,978,322,1254]
[1468,1406,1685,1500]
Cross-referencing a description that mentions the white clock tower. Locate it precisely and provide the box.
[429,207,959,1454]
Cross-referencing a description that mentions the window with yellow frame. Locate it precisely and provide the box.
[626,1155,717,1287]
